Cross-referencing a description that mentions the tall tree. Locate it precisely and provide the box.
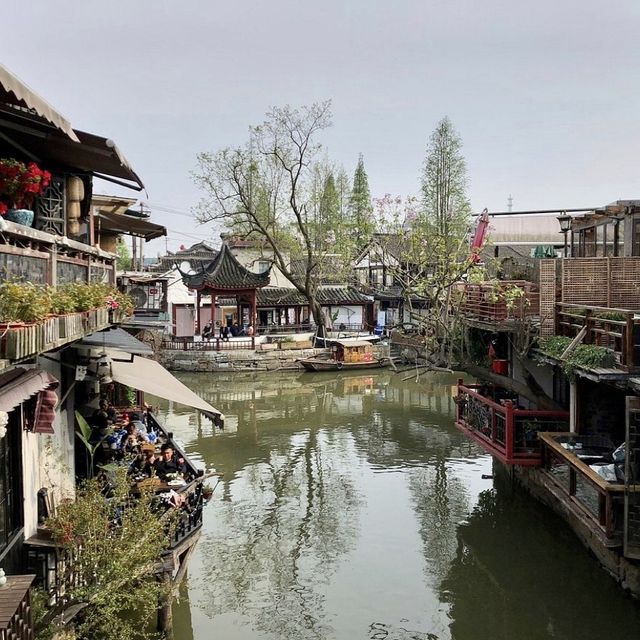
[420,117,471,244]
[349,153,374,239]
[193,101,352,338]
[377,118,473,367]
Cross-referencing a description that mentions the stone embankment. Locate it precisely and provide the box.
[160,347,327,372]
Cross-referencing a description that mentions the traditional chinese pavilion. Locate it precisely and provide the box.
[181,244,271,333]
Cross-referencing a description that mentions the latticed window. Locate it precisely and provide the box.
[34,174,66,236]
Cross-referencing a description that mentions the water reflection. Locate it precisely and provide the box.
[441,469,640,639]
[147,371,640,640]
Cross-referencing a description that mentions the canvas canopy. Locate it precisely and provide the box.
[110,355,223,422]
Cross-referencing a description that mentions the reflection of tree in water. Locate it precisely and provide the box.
[407,457,471,584]
[195,427,362,640]
[440,470,640,640]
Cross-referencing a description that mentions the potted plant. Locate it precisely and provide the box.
[0,158,51,226]
[0,281,50,324]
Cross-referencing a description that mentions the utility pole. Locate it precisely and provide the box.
[507,194,513,213]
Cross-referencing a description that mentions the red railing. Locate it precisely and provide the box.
[455,381,569,466]
[460,280,540,323]
[556,303,640,370]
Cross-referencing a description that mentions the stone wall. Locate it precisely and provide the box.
[159,347,328,372]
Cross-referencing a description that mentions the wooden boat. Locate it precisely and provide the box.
[299,340,389,372]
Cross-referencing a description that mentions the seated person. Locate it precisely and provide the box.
[154,443,187,480]
[127,412,148,436]
[99,398,117,423]
[202,321,213,340]
[89,411,111,443]
[120,423,149,454]
[129,445,158,478]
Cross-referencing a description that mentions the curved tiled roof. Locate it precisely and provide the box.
[256,286,372,306]
[183,244,271,290]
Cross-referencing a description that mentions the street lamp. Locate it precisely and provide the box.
[557,212,572,258]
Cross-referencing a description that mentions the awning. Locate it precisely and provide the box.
[96,210,166,241]
[76,328,154,356]
[0,368,59,413]
[0,64,79,142]
[0,112,144,191]
[110,355,223,422]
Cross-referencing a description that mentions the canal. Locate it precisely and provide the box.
[151,370,640,640]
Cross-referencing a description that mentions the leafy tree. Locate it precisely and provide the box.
[349,153,374,241]
[35,468,172,640]
[116,241,131,271]
[376,118,473,367]
[193,101,357,337]
[420,117,471,243]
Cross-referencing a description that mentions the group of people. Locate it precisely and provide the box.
[88,400,189,483]
[202,320,255,341]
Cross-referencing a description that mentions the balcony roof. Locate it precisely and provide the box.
[96,210,166,241]
[0,64,79,141]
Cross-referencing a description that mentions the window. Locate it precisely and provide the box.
[0,409,23,553]
[633,219,640,257]
[257,261,271,274]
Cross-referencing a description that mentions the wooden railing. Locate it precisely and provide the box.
[0,575,35,640]
[0,308,112,362]
[539,432,635,542]
[455,381,569,466]
[145,412,204,550]
[460,280,540,323]
[556,303,640,370]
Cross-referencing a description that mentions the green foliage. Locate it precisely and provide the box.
[0,280,50,323]
[116,241,131,271]
[0,281,134,323]
[538,336,618,379]
[38,468,171,640]
[420,117,471,241]
[349,153,373,238]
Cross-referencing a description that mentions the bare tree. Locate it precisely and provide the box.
[194,101,356,338]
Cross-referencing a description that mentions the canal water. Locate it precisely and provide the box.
[150,370,640,640]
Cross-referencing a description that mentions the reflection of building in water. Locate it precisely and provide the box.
[440,470,640,640]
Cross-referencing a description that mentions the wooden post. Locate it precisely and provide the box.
[252,289,257,330]
[157,571,174,639]
[504,401,514,461]
[584,308,593,345]
[195,290,201,335]
[210,293,216,325]
[624,314,635,368]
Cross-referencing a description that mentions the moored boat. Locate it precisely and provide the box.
[299,339,389,372]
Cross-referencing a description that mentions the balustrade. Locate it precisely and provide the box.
[455,381,569,465]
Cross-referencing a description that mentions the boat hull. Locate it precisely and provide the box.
[299,358,388,372]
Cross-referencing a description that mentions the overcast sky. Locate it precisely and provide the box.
[4,1,640,255]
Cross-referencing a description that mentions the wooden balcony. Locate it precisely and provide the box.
[539,432,637,546]
[455,381,569,466]
[0,218,116,288]
[556,303,640,371]
[0,308,111,364]
[0,575,35,640]
[460,280,540,329]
